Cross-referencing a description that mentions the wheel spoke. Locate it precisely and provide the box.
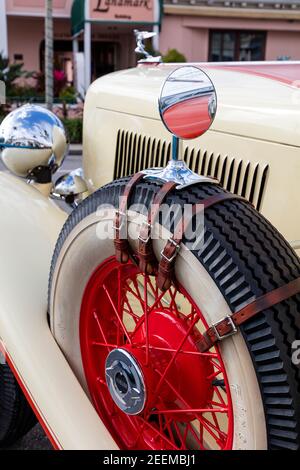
[117,267,123,345]
[172,421,187,450]
[151,407,228,415]
[137,416,179,450]
[93,311,112,351]
[164,416,181,449]
[209,358,223,372]
[208,400,228,410]
[124,301,141,321]
[149,315,200,405]
[144,275,150,366]
[200,415,227,443]
[196,414,224,447]
[136,344,217,357]
[123,281,144,313]
[186,422,206,450]
[92,341,118,349]
[151,369,229,448]
[145,276,164,309]
[129,286,172,338]
[207,369,223,381]
[212,386,227,406]
[102,283,132,344]
[168,287,180,316]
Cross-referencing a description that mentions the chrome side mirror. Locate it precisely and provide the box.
[0,104,69,183]
[51,168,88,207]
[159,66,217,140]
[143,66,218,189]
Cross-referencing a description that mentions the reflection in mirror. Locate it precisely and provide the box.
[0,104,68,180]
[159,66,217,140]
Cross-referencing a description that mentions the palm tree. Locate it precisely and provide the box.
[45,0,53,110]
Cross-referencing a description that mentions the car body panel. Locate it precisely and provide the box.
[85,62,300,147]
[0,173,117,450]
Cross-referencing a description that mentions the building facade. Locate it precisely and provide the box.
[1,0,160,92]
[1,0,300,94]
[161,0,300,62]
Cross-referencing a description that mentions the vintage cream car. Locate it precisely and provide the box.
[0,57,299,451]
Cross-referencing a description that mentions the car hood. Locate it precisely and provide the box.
[87,61,300,148]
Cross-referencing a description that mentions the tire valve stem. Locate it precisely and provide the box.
[212,379,225,388]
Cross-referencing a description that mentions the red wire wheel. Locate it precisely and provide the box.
[80,257,234,450]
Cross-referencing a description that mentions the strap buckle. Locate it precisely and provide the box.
[211,315,238,341]
[113,209,127,232]
[160,238,181,263]
[138,221,152,244]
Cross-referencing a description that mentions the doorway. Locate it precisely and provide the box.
[91,42,118,80]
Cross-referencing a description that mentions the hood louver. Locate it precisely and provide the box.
[114,130,269,211]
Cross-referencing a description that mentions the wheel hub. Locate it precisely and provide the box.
[105,348,146,415]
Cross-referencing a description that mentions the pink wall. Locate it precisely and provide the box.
[266,31,300,60]
[160,15,208,61]
[7,16,72,71]
[7,16,44,71]
[6,0,73,17]
[160,14,300,62]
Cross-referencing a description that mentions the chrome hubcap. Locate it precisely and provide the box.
[105,349,146,415]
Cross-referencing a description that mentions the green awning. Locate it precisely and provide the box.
[71,0,85,36]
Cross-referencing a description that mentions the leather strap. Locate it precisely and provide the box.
[198,276,300,352]
[114,172,144,264]
[157,193,246,291]
[138,181,177,274]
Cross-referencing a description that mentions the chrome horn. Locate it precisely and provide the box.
[51,168,88,208]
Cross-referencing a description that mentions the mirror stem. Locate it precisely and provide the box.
[172,136,183,162]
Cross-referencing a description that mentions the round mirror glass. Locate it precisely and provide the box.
[159,66,217,140]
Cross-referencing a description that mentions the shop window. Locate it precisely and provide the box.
[14,54,24,62]
[209,31,266,61]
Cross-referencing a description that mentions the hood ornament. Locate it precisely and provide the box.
[134,30,161,64]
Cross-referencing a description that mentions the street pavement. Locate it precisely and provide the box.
[1,147,83,451]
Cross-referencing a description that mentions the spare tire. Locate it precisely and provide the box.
[49,178,300,450]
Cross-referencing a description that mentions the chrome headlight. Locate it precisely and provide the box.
[0,104,68,180]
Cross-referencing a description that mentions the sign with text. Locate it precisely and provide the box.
[89,0,158,24]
